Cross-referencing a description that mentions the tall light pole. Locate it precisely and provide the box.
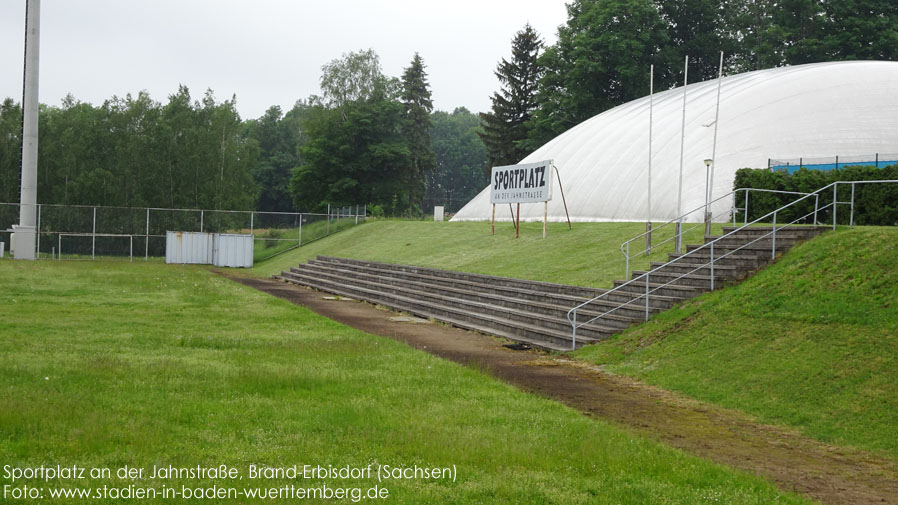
[676,55,689,254]
[646,64,654,254]
[15,0,40,260]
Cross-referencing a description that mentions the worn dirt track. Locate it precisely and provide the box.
[231,275,898,505]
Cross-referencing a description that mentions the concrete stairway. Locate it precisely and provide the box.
[274,226,828,352]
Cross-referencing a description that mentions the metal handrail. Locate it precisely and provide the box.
[621,187,813,278]
[570,179,898,350]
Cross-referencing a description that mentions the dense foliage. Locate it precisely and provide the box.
[479,24,542,169]
[520,0,898,149]
[733,165,898,225]
[428,108,488,213]
[0,89,258,211]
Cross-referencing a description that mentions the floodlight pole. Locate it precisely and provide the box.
[676,56,689,254]
[707,51,724,236]
[16,0,41,260]
[646,64,654,254]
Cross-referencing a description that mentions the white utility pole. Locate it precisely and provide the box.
[706,51,724,236]
[15,0,40,260]
[676,56,688,253]
[646,64,654,253]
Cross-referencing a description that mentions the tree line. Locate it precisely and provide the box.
[0,52,488,216]
[480,0,898,168]
[3,0,895,218]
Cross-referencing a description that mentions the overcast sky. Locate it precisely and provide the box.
[1,0,569,120]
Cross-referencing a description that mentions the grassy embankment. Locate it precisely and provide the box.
[254,220,898,460]
[575,227,898,458]
[0,260,808,504]
[252,219,723,287]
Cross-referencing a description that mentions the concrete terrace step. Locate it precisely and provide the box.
[631,270,725,290]
[275,271,599,351]
[720,225,830,237]
[317,256,605,299]
[280,267,625,337]
[272,224,827,352]
[649,261,743,279]
[306,258,684,311]
[288,263,656,326]
[668,251,768,269]
[612,278,704,299]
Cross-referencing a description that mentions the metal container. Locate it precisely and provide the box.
[212,233,254,268]
[165,231,213,264]
[165,231,253,268]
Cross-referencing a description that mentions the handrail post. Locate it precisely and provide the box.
[731,191,737,227]
[675,220,682,254]
[645,221,652,254]
[744,190,749,226]
[850,182,856,228]
[625,242,630,279]
[92,206,96,260]
[571,310,577,351]
[833,183,838,230]
[771,211,777,260]
[813,194,819,225]
[710,242,715,291]
[644,273,650,321]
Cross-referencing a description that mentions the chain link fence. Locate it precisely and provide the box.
[769,152,898,173]
[0,203,365,263]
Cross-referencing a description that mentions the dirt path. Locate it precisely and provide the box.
[231,275,898,505]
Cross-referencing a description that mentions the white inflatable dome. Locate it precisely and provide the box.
[453,60,898,223]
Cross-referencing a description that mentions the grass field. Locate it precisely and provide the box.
[575,227,898,458]
[0,260,811,504]
[252,219,724,287]
[251,220,898,462]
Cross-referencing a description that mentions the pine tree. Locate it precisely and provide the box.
[400,53,435,217]
[478,24,543,172]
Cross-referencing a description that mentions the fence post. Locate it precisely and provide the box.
[250,212,254,234]
[92,207,97,260]
[299,214,303,246]
[145,208,150,261]
[833,184,838,230]
[850,182,856,228]
[130,236,133,263]
[58,234,61,261]
[326,204,330,235]
[355,205,359,225]
[200,210,204,233]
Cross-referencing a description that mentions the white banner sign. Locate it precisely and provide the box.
[489,160,554,204]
